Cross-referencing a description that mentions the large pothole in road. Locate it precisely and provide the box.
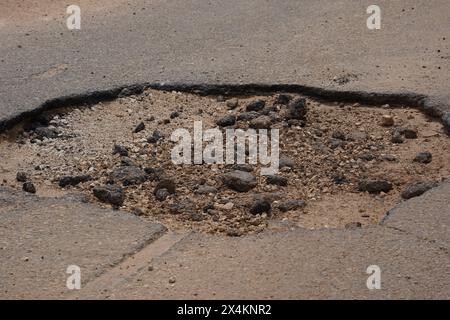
[0,89,449,236]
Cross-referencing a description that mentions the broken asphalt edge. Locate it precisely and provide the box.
[1,82,450,134]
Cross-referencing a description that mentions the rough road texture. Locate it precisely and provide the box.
[76,185,450,300]
[1,0,450,129]
[0,187,166,299]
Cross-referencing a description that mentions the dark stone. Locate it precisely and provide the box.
[22,181,36,194]
[154,178,176,195]
[346,131,368,142]
[170,111,180,119]
[58,175,91,187]
[332,175,348,185]
[278,199,306,212]
[332,130,346,140]
[16,171,27,182]
[93,185,124,206]
[144,167,166,181]
[359,153,375,161]
[190,212,205,221]
[222,170,257,192]
[279,156,295,169]
[195,185,218,194]
[394,127,418,139]
[147,130,164,143]
[358,179,393,194]
[250,200,271,214]
[155,188,170,201]
[112,144,129,156]
[110,166,147,186]
[226,228,242,237]
[237,111,259,121]
[442,112,450,133]
[329,138,344,149]
[401,181,438,199]
[216,115,236,127]
[413,152,432,164]
[246,100,265,112]
[133,122,145,133]
[273,94,291,105]
[34,127,59,140]
[266,175,288,186]
[120,157,136,167]
[249,115,272,129]
[286,97,307,120]
[391,132,405,144]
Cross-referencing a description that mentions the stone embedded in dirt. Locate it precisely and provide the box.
[253,192,283,203]
[250,199,271,214]
[168,276,176,284]
[265,175,288,186]
[195,185,218,194]
[414,151,432,164]
[358,179,393,194]
[144,167,166,181]
[401,181,438,199]
[278,199,306,212]
[190,212,205,222]
[391,132,405,144]
[237,111,259,121]
[132,207,144,216]
[110,166,147,186]
[332,130,346,140]
[169,200,194,215]
[231,164,254,172]
[273,94,292,106]
[22,181,36,194]
[381,154,397,162]
[155,188,170,201]
[329,138,344,149]
[112,144,129,157]
[226,98,239,109]
[279,155,295,169]
[93,184,124,206]
[381,115,395,127]
[216,114,236,127]
[120,157,136,167]
[394,127,418,139]
[286,97,307,120]
[359,153,375,161]
[154,178,176,195]
[249,115,272,129]
[346,131,368,142]
[222,170,257,192]
[332,175,348,185]
[345,222,362,229]
[443,112,450,133]
[147,130,164,143]
[58,174,91,187]
[16,171,27,182]
[34,127,59,140]
[245,100,265,112]
[133,122,145,133]
[170,111,180,119]
[226,228,242,237]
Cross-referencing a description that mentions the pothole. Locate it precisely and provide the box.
[0,88,449,236]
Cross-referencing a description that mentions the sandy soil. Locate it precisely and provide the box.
[1,90,449,236]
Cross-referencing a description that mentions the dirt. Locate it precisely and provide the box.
[0,89,449,236]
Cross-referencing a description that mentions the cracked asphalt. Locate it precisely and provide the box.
[0,0,449,299]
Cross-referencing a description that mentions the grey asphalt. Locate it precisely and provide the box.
[1,0,449,129]
[0,0,449,299]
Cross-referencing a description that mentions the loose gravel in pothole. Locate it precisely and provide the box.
[0,89,449,236]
